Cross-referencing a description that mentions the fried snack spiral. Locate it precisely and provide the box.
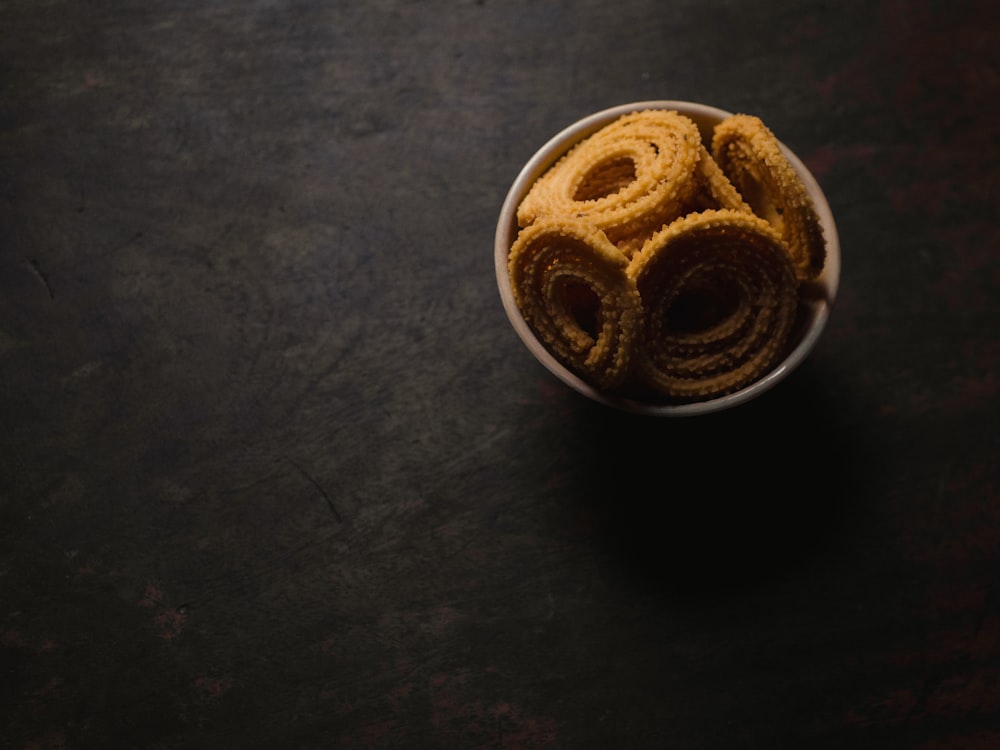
[508,216,642,389]
[683,146,753,216]
[627,209,799,401]
[711,114,826,281]
[516,110,703,257]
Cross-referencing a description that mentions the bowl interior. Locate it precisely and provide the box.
[495,100,840,417]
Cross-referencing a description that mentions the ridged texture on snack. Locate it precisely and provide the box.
[516,109,703,258]
[682,146,754,216]
[627,209,799,401]
[508,216,643,389]
[711,114,826,280]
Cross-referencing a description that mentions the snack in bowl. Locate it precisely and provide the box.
[495,101,840,416]
[507,216,642,390]
[711,114,826,281]
[515,109,704,257]
[628,208,798,402]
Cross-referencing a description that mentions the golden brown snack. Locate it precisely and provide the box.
[516,109,702,258]
[627,209,799,401]
[615,146,752,258]
[508,216,643,389]
[711,114,825,280]
[507,108,827,402]
[683,146,753,216]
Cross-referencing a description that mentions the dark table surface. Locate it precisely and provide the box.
[2,1,999,748]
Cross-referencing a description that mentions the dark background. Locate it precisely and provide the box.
[2,1,998,748]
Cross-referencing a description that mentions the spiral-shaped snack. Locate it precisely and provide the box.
[627,209,799,401]
[615,146,752,258]
[683,146,753,216]
[508,216,642,389]
[516,109,703,257]
[711,114,825,281]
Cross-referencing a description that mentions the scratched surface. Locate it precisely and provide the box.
[1,0,998,748]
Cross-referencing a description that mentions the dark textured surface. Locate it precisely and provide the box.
[2,1,998,748]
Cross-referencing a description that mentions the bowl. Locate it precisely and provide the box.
[494,100,840,416]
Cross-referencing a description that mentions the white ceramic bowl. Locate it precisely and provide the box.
[495,100,841,416]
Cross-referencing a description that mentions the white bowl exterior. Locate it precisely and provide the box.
[495,101,840,416]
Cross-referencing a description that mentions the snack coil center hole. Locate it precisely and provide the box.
[560,281,601,338]
[573,157,638,202]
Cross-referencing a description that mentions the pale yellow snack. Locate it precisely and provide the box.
[627,209,799,401]
[712,114,826,280]
[614,146,751,258]
[508,109,823,402]
[516,109,703,257]
[508,216,642,389]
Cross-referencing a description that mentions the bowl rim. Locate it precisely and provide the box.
[494,100,841,417]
